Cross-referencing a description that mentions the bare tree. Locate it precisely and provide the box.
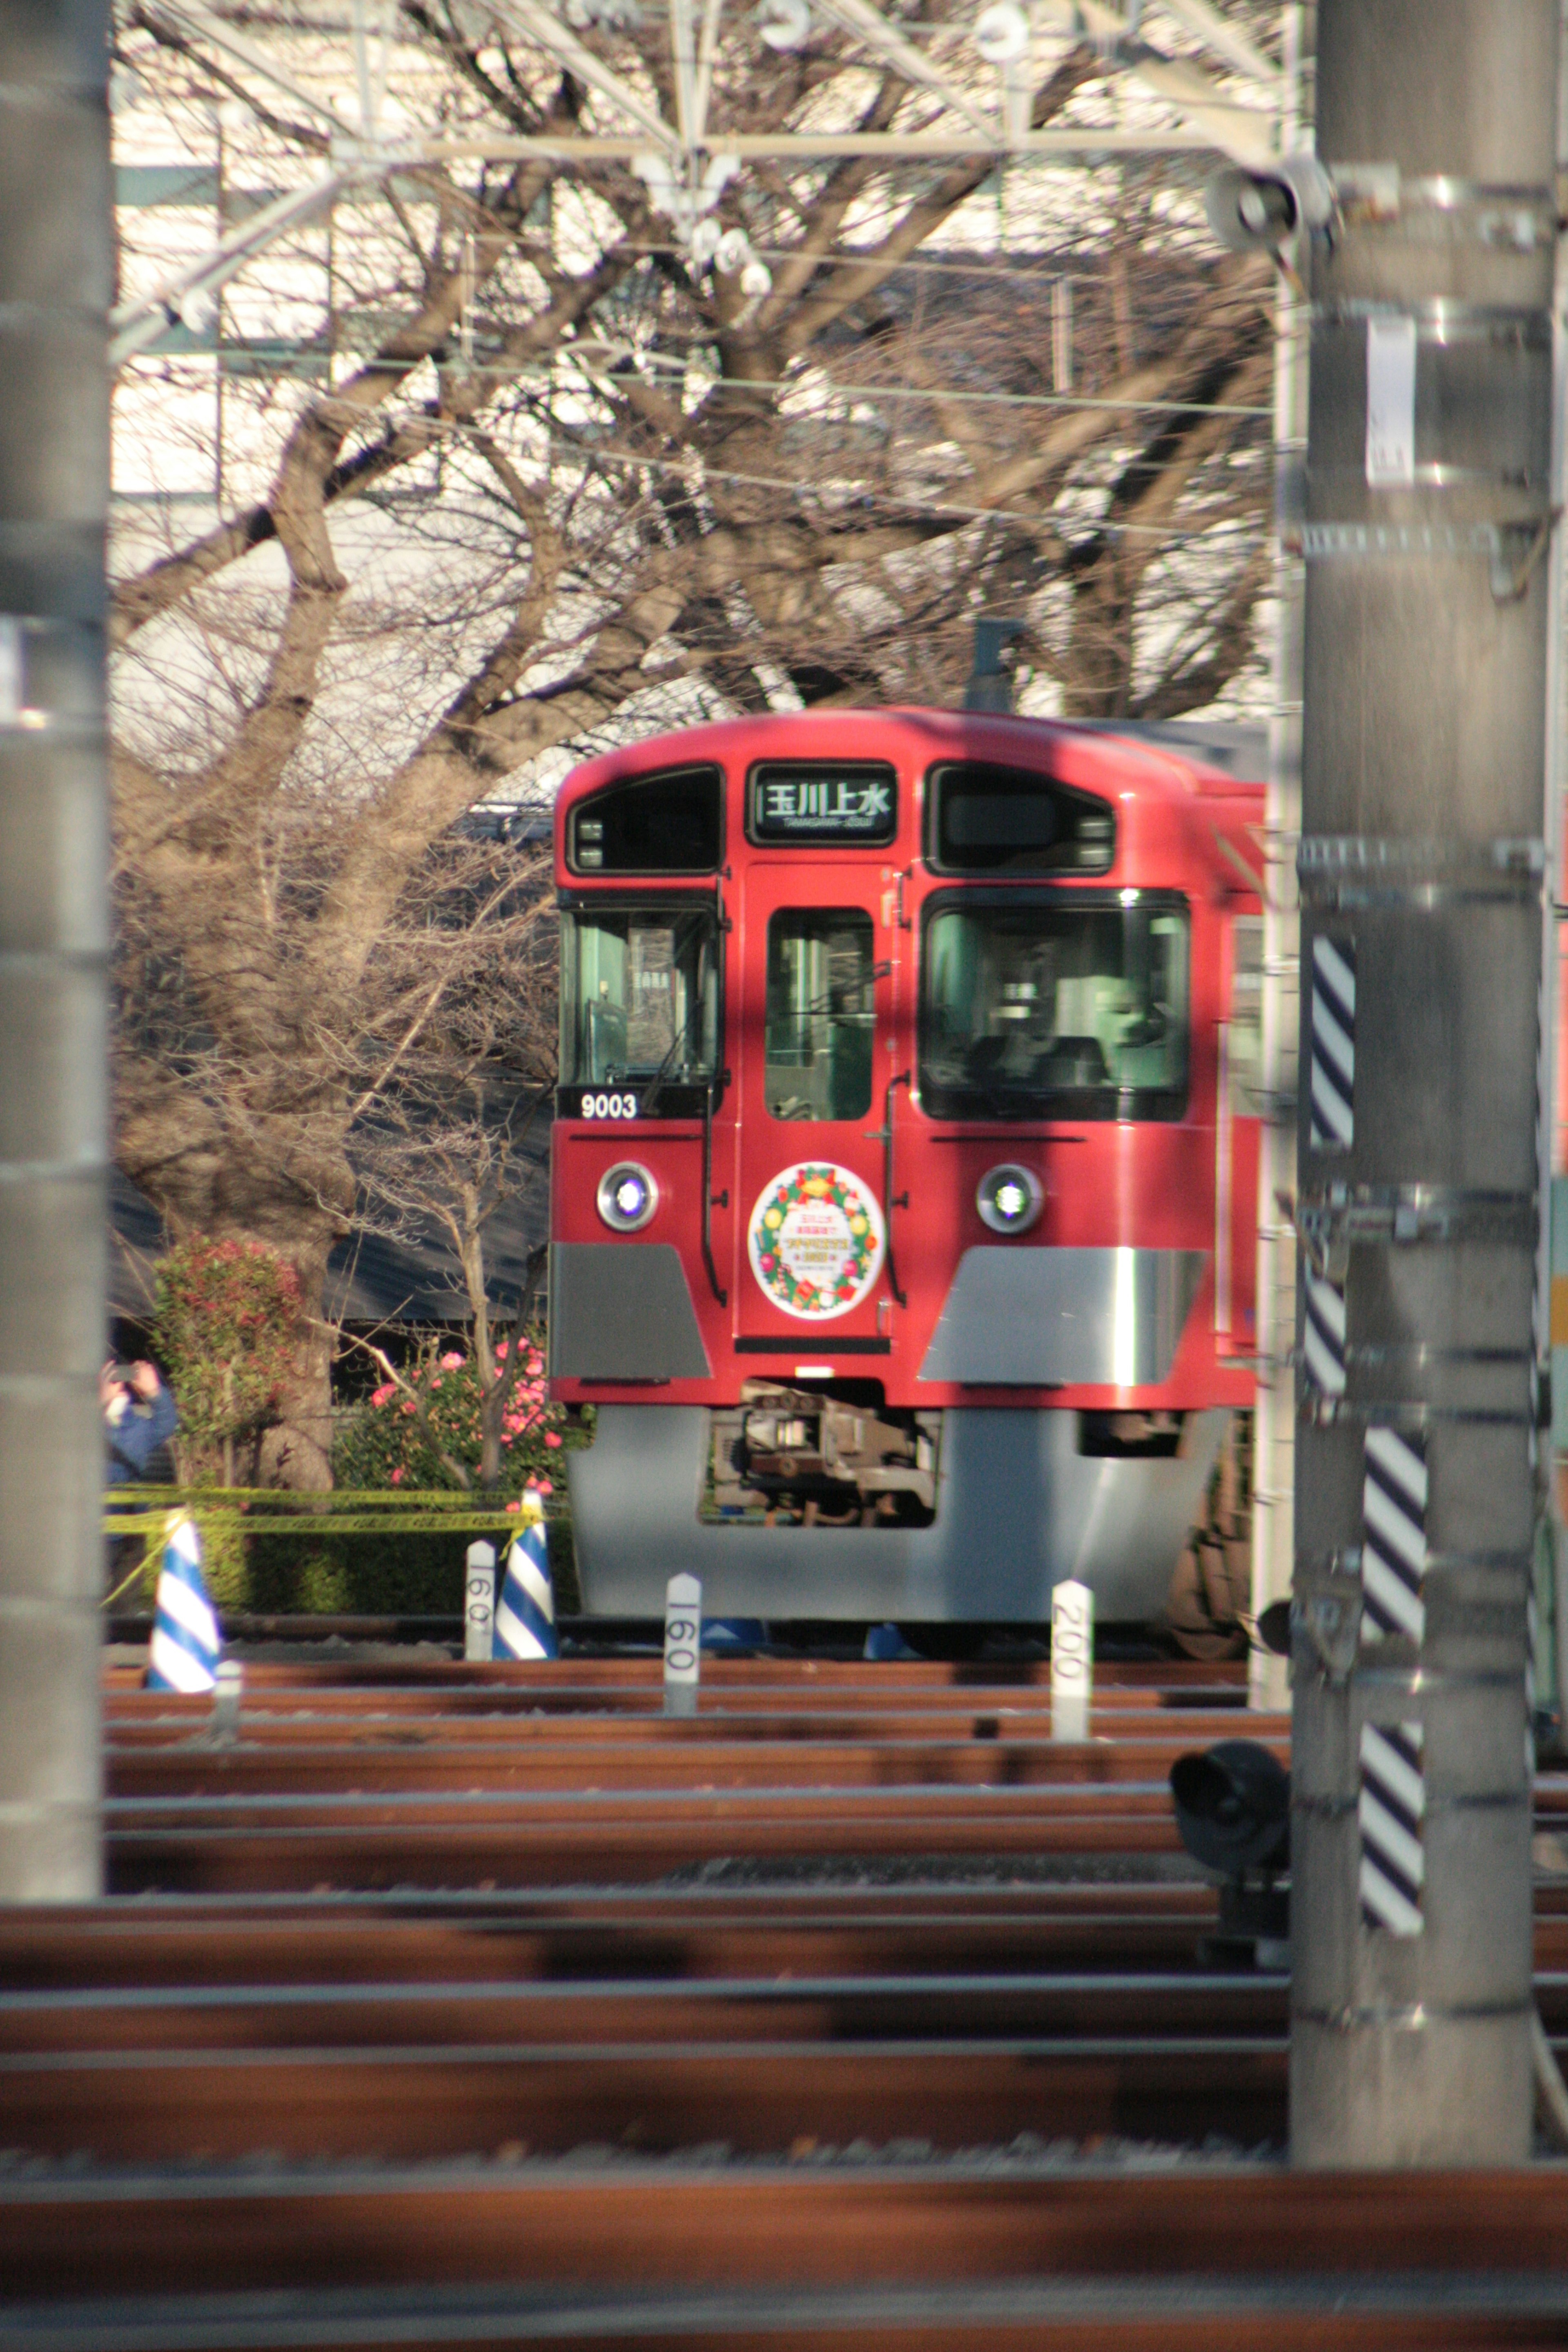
[109,2,1276,1479]
[351,893,555,1490]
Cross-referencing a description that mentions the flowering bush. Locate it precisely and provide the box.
[151,1233,303,1483]
[332,1330,571,1497]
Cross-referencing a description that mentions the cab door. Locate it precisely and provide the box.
[733,863,902,1356]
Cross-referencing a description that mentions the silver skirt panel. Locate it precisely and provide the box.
[568,1403,1227,1623]
[918,1246,1208,1387]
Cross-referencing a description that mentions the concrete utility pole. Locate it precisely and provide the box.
[1290,0,1559,2162]
[0,0,111,1897]
[1249,1,1310,1714]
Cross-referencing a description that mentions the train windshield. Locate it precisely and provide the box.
[920,895,1189,1120]
[559,903,719,1090]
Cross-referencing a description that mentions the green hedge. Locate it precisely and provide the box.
[238,1519,582,1615]
[108,1492,583,1618]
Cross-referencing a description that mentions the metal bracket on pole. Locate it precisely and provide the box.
[1297,1184,1539,1254]
[1294,1567,1363,1682]
[1294,519,1557,604]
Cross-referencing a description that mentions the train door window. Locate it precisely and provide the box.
[765,909,876,1121]
[1227,916,1265,1115]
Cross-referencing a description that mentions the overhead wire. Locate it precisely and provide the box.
[408,400,1270,549]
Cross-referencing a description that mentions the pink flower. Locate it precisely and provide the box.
[505,1499,521,1513]
[401,1400,416,1415]
[543,1431,563,1449]
[494,1339,510,1359]
[525,1477,553,1496]
[527,1355,543,1374]
[370,1383,395,1407]
[441,1352,464,1370]
[390,1466,406,1486]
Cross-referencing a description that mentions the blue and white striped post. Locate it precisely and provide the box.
[493,1496,557,1662]
[145,1513,222,1694]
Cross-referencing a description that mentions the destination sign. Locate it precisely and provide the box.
[749,761,897,846]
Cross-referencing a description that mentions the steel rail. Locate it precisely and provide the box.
[11,1884,1568,1992]
[100,1736,1291,1799]
[4,2161,1568,2308]
[0,2037,1293,2165]
[102,1708,1284,1746]
[103,1654,1250,1691]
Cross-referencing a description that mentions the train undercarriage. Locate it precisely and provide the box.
[566,1392,1238,1632]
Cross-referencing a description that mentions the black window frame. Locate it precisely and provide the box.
[556,887,726,1118]
[917,884,1191,1125]
[923,757,1116,878]
[745,758,899,849]
[565,762,724,878]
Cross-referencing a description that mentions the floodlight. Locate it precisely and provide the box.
[756,0,813,49]
[1203,155,1335,254]
[974,2,1029,67]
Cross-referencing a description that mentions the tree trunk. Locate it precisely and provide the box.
[255,1230,337,1492]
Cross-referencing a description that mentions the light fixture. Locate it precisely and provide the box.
[563,0,644,27]
[597,1162,659,1232]
[755,0,812,49]
[632,152,740,252]
[173,287,219,336]
[976,1163,1043,1235]
[973,1,1029,67]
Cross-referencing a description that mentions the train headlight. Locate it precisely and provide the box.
[976,1163,1043,1236]
[597,1162,659,1233]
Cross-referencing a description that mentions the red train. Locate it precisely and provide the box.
[548,706,1263,1633]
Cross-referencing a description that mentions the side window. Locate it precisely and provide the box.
[765,909,876,1121]
[1227,916,1265,1116]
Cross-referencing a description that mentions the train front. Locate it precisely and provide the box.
[548,708,1261,1634]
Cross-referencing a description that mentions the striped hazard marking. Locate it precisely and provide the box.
[1303,1267,1347,1398]
[1309,936,1356,1152]
[1361,1427,1427,1644]
[1360,1720,1425,1937]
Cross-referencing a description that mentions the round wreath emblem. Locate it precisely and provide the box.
[747,1161,886,1322]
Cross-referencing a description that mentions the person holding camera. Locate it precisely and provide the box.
[102,1359,178,1487]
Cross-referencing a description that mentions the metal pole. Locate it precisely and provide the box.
[1289,0,1558,2164]
[0,0,110,1898]
[1249,0,1310,1712]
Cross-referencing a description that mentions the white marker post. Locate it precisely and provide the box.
[211,1657,243,1744]
[1051,1577,1093,1743]
[664,1573,702,1717]
[464,1541,497,1662]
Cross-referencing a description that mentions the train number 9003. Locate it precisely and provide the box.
[581,1091,639,1120]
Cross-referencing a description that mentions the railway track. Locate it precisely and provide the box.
[5,1650,1568,2346]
